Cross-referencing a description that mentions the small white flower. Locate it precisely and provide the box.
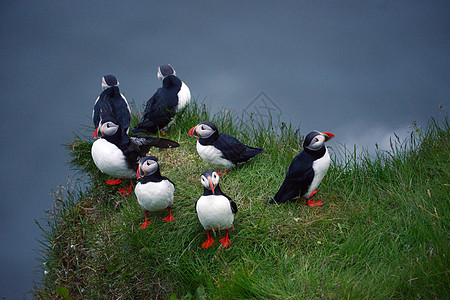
[294,217,300,222]
[317,241,322,245]
[44,270,49,275]
[70,244,76,249]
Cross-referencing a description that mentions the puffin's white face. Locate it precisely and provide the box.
[201,171,220,193]
[101,76,119,90]
[101,77,109,90]
[195,124,216,139]
[305,134,326,151]
[157,64,176,80]
[138,159,158,178]
[304,131,334,151]
[99,121,119,136]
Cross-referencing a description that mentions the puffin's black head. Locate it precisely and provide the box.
[92,115,120,139]
[137,156,159,179]
[188,121,218,139]
[303,131,335,151]
[157,64,176,80]
[101,75,119,90]
[200,170,220,195]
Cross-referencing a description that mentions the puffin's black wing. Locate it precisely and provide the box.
[195,199,198,212]
[93,95,113,129]
[122,136,179,172]
[93,87,130,130]
[228,197,238,214]
[130,135,180,156]
[215,133,263,165]
[112,95,131,131]
[212,185,238,214]
[270,151,314,203]
[132,75,182,134]
[92,97,102,129]
[163,176,176,187]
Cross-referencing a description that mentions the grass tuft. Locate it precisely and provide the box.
[34,101,449,298]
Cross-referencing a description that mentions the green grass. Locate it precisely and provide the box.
[34,101,449,299]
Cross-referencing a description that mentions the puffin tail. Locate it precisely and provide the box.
[270,181,297,204]
[131,120,158,135]
[245,146,264,159]
[154,138,180,149]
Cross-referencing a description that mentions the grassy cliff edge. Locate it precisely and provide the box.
[34,102,449,299]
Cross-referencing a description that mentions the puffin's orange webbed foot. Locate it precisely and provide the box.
[202,231,215,249]
[306,199,323,207]
[106,178,122,185]
[216,169,230,176]
[308,189,318,198]
[138,219,151,229]
[219,230,231,248]
[163,207,175,222]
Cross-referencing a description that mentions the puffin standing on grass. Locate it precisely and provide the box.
[92,75,131,134]
[131,64,191,134]
[269,131,334,206]
[135,156,175,229]
[196,170,237,248]
[91,113,180,194]
[188,121,263,175]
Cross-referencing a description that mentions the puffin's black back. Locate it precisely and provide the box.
[270,139,328,203]
[196,122,263,164]
[271,151,315,203]
[132,75,182,134]
[214,133,263,165]
[93,86,130,131]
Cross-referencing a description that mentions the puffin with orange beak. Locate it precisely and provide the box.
[269,131,335,206]
[91,111,179,194]
[134,156,175,229]
[188,121,263,175]
[195,170,237,248]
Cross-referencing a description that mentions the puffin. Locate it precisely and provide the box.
[131,64,191,134]
[91,113,180,194]
[157,64,191,111]
[92,75,131,134]
[134,156,175,229]
[269,131,334,206]
[195,170,237,248]
[188,121,263,175]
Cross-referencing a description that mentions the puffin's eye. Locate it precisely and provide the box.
[201,126,204,130]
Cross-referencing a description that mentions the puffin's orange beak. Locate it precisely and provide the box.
[137,166,141,179]
[188,125,199,137]
[137,165,146,179]
[322,132,335,141]
[208,177,215,195]
[93,126,100,139]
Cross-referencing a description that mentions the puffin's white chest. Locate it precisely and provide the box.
[196,141,234,168]
[177,82,191,110]
[304,147,331,197]
[91,139,135,178]
[196,195,234,230]
[135,180,174,212]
